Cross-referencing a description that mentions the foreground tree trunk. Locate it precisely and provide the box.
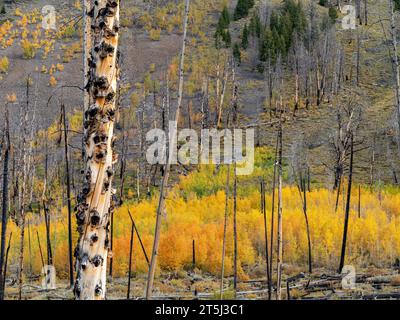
[74,0,120,300]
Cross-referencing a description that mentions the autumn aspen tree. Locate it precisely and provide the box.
[74,0,120,300]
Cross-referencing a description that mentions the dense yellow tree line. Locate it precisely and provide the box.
[4,153,400,280]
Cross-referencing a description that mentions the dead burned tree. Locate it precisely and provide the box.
[127,210,135,300]
[2,232,12,295]
[0,107,10,301]
[261,180,271,299]
[388,0,400,139]
[276,121,283,300]
[74,0,120,300]
[233,149,238,299]
[146,0,190,300]
[17,75,36,300]
[269,132,278,285]
[83,0,92,160]
[301,176,312,274]
[62,103,73,286]
[330,99,361,191]
[291,139,312,274]
[220,164,230,300]
[339,134,354,273]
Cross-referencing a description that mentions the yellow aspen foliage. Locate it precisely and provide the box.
[74,0,82,10]
[15,8,23,17]
[21,38,39,59]
[48,75,57,87]
[0,56,9,73]
[149,28,161,41]
[5,183,400,279]
[6,93,17,103]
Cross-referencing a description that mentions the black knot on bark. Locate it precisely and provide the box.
[90,209,101,227]
[93,133,108,145]
[91,234,99,244]
[107,0,118,8]
[106,108,115,120]
[95,150,106,161]
[93,76,109,90]
[106,91,115,102]
[76,211,86,226]
[81,253,89,270]
[82,182,91,197]
[73,246,80,258]
[87,104,100,118]
[95,283,103,296]
[106,166,114,178]
[92,255,104,267]
[74,282,81,298]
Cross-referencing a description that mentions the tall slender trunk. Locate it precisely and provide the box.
[356,30,361,86]
[276,122,283,300]
[389,0,400,136]
[261,180,271,299]
[74,0,120,300]
[18,75,33,301]
[269,132,279,286]
[233,158,238,299]
[2,232,12,297]
[0,108,10,301]
[43,201,53,266]
[62,104,74,287]
[127,211,135,300]
[83,0,92,161]
[339,135,354,273]
[302,177,312,274]
[220,165,230,300]
[146,0,190,300]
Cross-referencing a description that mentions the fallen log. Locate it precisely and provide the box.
[362,293,400,300]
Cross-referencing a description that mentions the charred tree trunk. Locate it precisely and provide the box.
[389,0,400,136]
[2,232,12,296]
[269,132,279,285]
[276,122,283,300]
[36,231,45,272]
[127,210,135,300]
[74,0,120,300]
[220,165,230,300]
[146,0,190,300]
[0,108,10,301]
[43,201,53,266]
[261,180,271,299]
[62,104,73,287]
[339,135,354,273]
[302,177,312,274]
[233,155,238,299]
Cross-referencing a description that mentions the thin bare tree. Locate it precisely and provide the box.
[276,121,283,300]
[0,106,10,301]
[146,0,190,300]
[339,134,354,273]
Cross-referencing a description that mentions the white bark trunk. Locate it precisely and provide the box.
[74,0,120,300]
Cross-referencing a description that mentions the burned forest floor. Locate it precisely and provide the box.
[4,266,400,300]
